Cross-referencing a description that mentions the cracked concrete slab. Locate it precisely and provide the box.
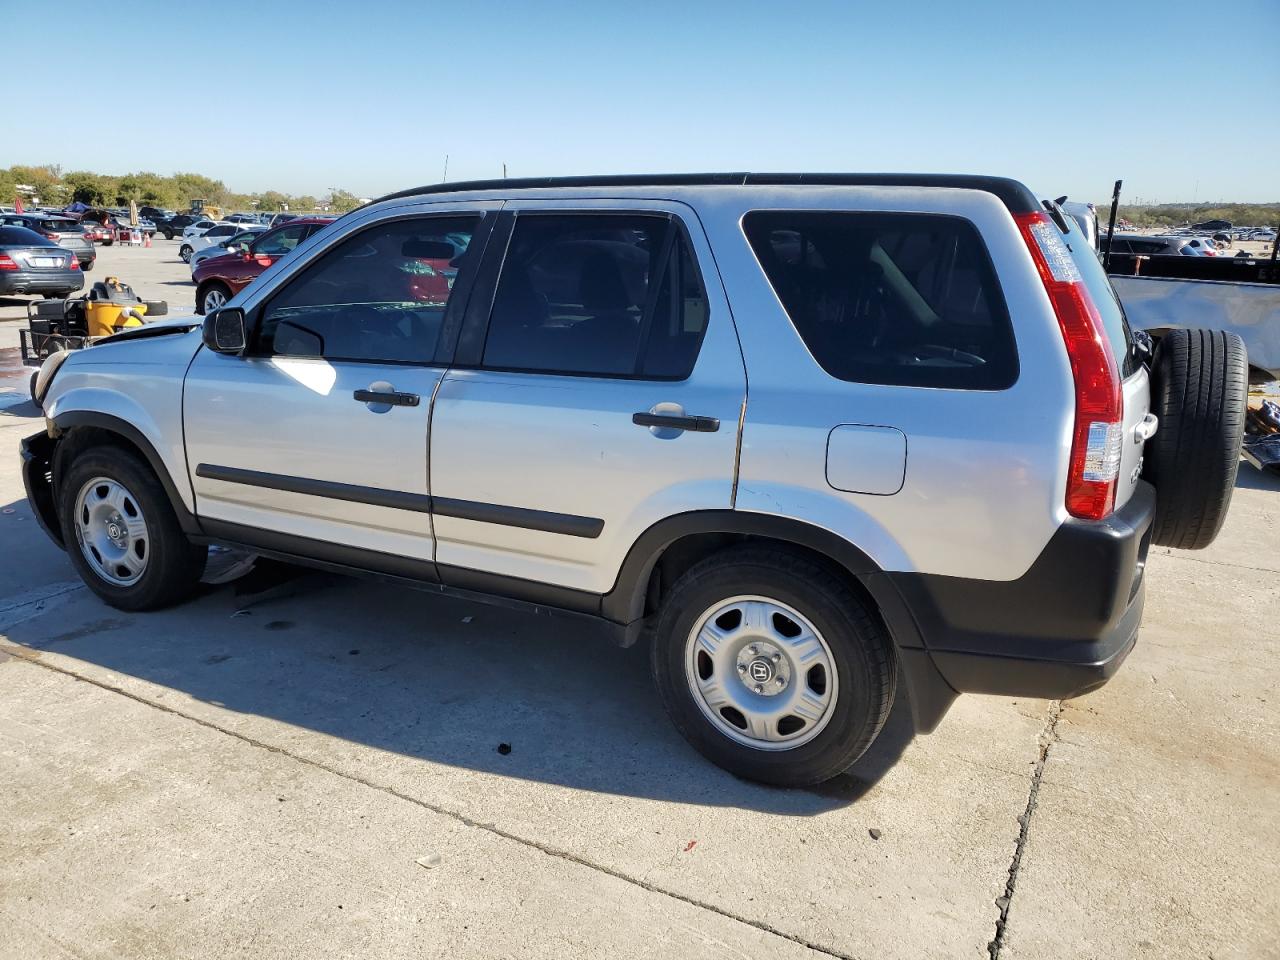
[1001,480,1280,960]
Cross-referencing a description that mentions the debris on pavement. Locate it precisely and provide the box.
[497,742,512,755]
[415,853,442,869]
[869,828,883,840]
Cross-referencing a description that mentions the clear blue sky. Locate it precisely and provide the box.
[4,0,1277,204]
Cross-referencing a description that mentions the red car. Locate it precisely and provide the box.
[193,217,334,314]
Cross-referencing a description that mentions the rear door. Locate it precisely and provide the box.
[183,204,498,568]
[428,199,746,597]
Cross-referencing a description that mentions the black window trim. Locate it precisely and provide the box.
[741,207,1020,392]
[453,207,714,383]
[242,210,495,368]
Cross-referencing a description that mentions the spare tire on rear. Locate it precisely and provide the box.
[1143,328,1247,549]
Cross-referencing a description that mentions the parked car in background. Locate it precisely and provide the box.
[80,221,111,244]
[224,213,259,224]
[0,214,96,270]
[0,224,83,298]
[180,223,262,263]
[192,216,333,313]
[139,206,176,223]
[1103,233,1206,257]
[268,212,300,228]
[188,226,268,272]
[1183,237,1219,256]
[155,214,205,240]
[181,219,220,240]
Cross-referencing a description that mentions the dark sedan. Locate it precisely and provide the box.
[0,225,84,298]
[0,214,96,270]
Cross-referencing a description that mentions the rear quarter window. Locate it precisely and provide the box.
[743,210,1017,390]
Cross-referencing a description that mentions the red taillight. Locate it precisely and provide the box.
[1015,211,1123,521]
[68,256,80,270]
[0,254,17,271]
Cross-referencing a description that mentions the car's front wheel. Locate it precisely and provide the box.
[651,547,896,786]
[179,244,193,262]
[58,445,207,610]
[199,282,231,314]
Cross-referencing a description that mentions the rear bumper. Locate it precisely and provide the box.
[0,271,85,295]
[877,481,1155,718]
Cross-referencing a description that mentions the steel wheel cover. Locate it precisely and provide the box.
[684,595,839,751]
[74,477,149,586]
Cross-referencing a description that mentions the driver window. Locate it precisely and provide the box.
[252,225,306,257]
[255,215,480,364]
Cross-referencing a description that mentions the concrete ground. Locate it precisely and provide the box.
[0,242,1277,959]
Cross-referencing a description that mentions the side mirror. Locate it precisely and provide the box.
[202,307,246,354]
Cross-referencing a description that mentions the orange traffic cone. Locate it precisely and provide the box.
[143,231,151,248]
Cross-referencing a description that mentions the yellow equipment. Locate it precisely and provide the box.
[85,278,153,338]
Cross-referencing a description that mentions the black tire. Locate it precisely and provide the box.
[29,369,39,405]
[199,281,232,315]
[651,547,896,786]
[81,260,93,272]
[162,229,174,241]
[1143,328,1247,550]
[103,238,113,246]
[179,244,193,262]
[57,445,207,610]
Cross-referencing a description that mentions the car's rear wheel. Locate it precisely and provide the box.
[1143,328,1247,549]
[162,229,174,240]
[199,282,231,314]
[651,547,895,786]
[81,260,93,271]
[58,445,207,610]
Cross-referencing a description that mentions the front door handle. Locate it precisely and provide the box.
[354,389,419,407]
[632,412,719,433]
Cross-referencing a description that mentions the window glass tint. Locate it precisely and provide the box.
[1060,212,1133,376]
[483,214,709,379]
[0,226,54,246]
[256,215,479,364]
[743,211,1017,389]
[253,224,307,256]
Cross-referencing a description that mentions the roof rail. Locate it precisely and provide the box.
[368,172,1040,213]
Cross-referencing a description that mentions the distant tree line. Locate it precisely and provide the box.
[1109,202,1280,229]
[0,164,364,214]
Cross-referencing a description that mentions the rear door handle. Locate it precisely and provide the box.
[632,412,719,433]
[354,389,420,407]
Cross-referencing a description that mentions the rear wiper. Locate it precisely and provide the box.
[1043,199,1071,234]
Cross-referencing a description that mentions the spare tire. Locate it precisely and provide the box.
[1143,328,1247,549]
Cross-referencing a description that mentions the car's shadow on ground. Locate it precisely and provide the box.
[1,512,916,815]
[1235,462,1280,490]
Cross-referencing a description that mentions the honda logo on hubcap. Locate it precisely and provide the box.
[748,658,773,684]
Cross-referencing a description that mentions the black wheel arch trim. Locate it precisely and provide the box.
[50,411,203,536]
[601,510,886,625]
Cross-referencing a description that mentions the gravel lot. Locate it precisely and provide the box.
[0,241,1277,959]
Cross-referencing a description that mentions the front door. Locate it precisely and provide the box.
[429,201,747,596]
[183,208,494,567]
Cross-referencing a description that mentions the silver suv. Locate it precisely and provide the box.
[20,174,1247,786]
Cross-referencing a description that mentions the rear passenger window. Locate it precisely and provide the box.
[482,214,709,379]
[743,211,1017,390]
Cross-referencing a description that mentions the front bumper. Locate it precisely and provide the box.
[880,480,1155,709]
[20,431,63,547]
[0,270,85,295]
